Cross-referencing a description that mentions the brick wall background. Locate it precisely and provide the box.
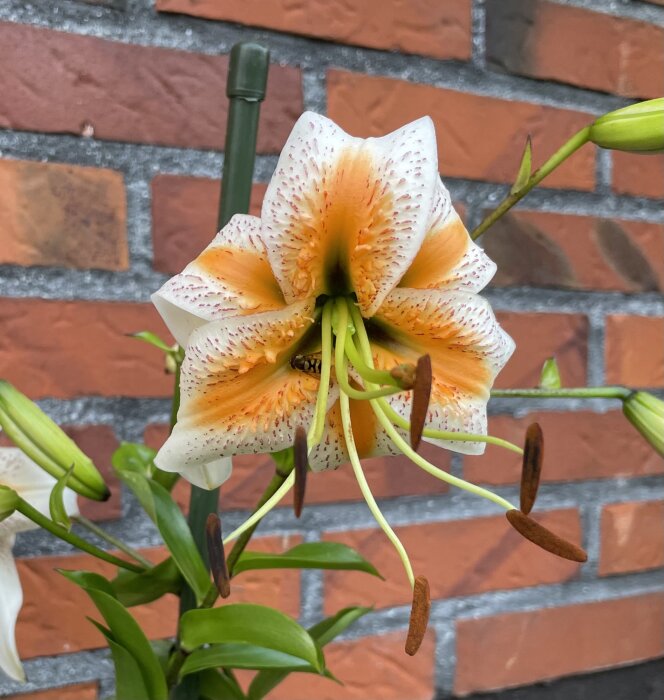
[0,0,663,698]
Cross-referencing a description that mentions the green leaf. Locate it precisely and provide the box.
[248,607,371,700]
[539,357,562,389]
[49,466,75,531]
[510,136,532,195]
[307,606,372,647]
[60,569,168,700]
[233,542,382,578]
[112,557,182,607]
[181,643,314,676]
[114,466,211,606]
[112,442,157,479]
[199,669,246,700]
[90,620,151,700]
[180,604,322,673]
[129,331,173,353]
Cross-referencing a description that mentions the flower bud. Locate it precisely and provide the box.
[622,391,664,457]
[0,485,19,522]
[589,99,664,153]
[0,381,110,501]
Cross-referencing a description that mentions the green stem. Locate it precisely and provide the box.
[16,498,145,573]
[491,386,631,400]
[73,514,154,569]
[226,464,294,575]
[471,126,591,240]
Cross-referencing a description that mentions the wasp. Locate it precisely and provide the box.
[290,353,323,375]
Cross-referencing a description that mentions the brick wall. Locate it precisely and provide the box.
[0,0,663,698]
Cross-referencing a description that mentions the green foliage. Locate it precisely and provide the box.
[49,466,75,531]
[112,557,182,607]
[233,542,382,578]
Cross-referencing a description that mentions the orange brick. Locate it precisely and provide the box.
[613,152,664,200]
[455,594,664,694]
[0,22,301,152]
[4,683,98,700]
[496,313,588,388]
[145,424,448,512]
[599,501,664,576]
[464,411,664,485]
[484,212,664,293]
[0,298,173,399]
[157,0,471,61]
[327,70,595,190]
[268,631,435,700]
[323,509,583,613]
[16,536,299,659]
[0,159,127,271]
[486,0,664,98]
[605,315,664,388]
[151,176,267,274]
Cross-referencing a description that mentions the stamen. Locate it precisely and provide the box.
[390,363,417,390]
[405,575,431,656]
[294,426,308,518]
[344,331,405,389]
[506,509,587,562]
[307,300,334,448]
[205,513,230,598]
[410,354,432,451]
[339,390,415,588]
[223,471,295,546]
[520,423,543,515]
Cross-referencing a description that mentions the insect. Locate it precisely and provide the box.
[290,353,323,375]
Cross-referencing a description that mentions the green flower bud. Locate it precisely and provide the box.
[589,99,664,153]
[0,381,110,501]
[622,391,664,457]
[0,485,19,522]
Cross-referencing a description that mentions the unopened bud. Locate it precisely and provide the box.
[589,98,664,154]
[622,391,664,457]
[0,381,110,501]
[0,485,19,522]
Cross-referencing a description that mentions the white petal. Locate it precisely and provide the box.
[261,112,438,316]
[152,214,285,347]
[0,535,25,682]
[399,180,496,293]
[154,299,332,484]
[158,456,233,491]
[0,448,79,536]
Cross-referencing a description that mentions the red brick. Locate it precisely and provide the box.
[327,70,595,190]
[323,509,583,613]
[268,631,435,700]
[599,501,664,576]
[486,0,664,98]
[484,212,664,293]
[605,315,664,388]
[16,536,299,659]
[0,158,127,271]
[455,594,664,694]
[4,684,98,700]
[157,0,471,61]
[151,176,267,274]
[464,411,664,485]
[613,152,664,200]
[496,313,588,388]
[0,22,301,152]
[145,424,448,512]
[0,298,173,399]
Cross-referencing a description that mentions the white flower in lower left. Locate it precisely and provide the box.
[0,448,79,682]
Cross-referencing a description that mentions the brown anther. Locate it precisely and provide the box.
[506,509,587,563]
[390,363,417,390]
[520,422,543,515]
[410,355,432,451]
[294,426,308,519]
[205,513,231,598]
[405,575,430,656]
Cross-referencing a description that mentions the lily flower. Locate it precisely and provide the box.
[152,112,523,592]
[0,448,79,681]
